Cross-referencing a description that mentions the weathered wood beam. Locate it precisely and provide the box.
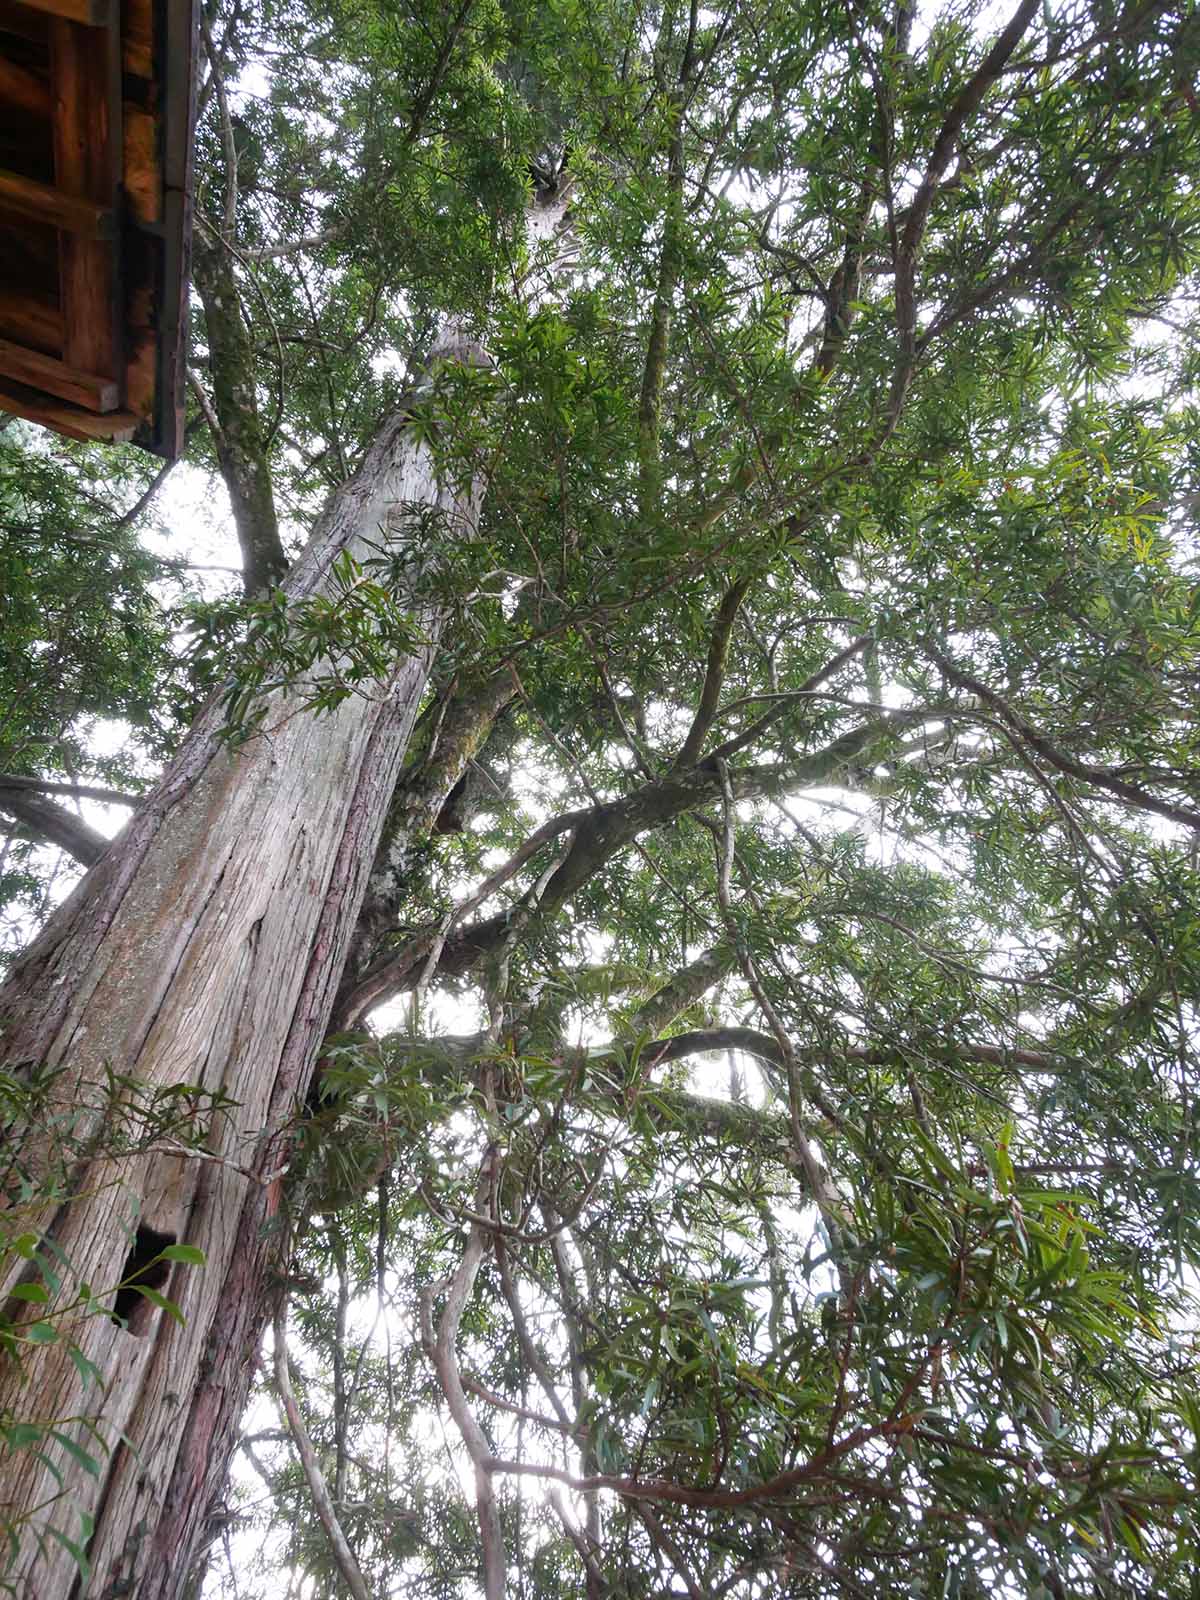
[14,0,113,25]
[123,102,160,225]
[121,0,152,76]
[0,334,117,409]
[0,289,63,352]
[0,168,114,236]
[0,380,137,439]
[50,16,121,379]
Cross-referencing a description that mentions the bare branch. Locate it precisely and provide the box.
[637,1505,707,1600]
[0,785,114,866]
[927,642,1200,834]
[272,1308,371,1600]
[550,1490,608,1595]
[419,1153,508,1600]
[238,227,349,261]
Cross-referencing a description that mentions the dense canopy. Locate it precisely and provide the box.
[2,0,1199,1596]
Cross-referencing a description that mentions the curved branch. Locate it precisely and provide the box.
[381,1026,1058,1161]
[419,1155,508,1600]
[927,643,1200,834]
[0,785,113,866]
[486,1417,905,1508]
[342,708,937,1019]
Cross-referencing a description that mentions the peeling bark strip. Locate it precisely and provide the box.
[0,374,485,1599]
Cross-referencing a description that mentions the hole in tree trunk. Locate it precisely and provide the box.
[112,1225,176,1335]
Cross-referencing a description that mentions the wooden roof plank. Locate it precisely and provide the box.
[0,378,136,439]
[0,52,49,117]
[0,288,63,353]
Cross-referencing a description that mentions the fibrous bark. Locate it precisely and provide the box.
[0,335,484,1599]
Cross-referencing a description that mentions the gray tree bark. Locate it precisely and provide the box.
[0,344,482,1598]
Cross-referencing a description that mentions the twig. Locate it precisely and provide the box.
[550,1490,609,1594]
[713,757,854,1276]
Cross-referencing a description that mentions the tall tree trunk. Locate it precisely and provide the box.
[0,343,482,1599]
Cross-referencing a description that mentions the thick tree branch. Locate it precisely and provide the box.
[0,775,138,807]
[901,0,1041,264]
[344,666,519,987]
[629,941,737,1037]
[0,785,113,867]
[636,1026,1056,1079]
[637,1505,707,1600]
[200,13,239,238]
[549,1489,608,1595]
[813,183,873,380]
[342,711,928,1018]
[491,1233,578,1434]
[381,1026,1056,1166]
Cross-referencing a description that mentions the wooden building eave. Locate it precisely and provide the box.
[0,0,199,458]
